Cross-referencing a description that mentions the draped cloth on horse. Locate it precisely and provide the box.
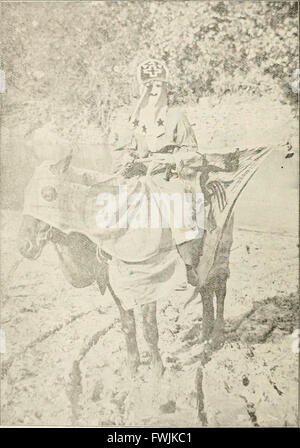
[23,165,192,307]
[194,147,273,284]
[23,147,273,309]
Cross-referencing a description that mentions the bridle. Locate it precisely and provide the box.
[25,224,69,260]
[36,224,54,245]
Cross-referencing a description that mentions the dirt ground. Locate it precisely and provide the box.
[0,208,298,427]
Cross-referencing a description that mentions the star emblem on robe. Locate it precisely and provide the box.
[142,125,147,134]
[133,119,139,127]
[157,118,164,126]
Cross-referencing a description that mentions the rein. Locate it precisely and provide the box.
[39,225,67,246]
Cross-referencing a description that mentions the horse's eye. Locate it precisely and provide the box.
[41,186,57,202]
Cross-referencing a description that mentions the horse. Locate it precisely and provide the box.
[18,149,243,376]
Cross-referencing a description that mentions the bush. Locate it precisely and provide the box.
[1,1,298,138]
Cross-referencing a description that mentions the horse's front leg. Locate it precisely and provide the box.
[142,301,165,377]
[107,283,140,376]
[120,308,141,377]
[199,284,215,342]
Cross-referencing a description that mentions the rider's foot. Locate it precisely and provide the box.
[186,265,199,287]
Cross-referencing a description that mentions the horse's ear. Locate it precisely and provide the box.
[50,154,72,175]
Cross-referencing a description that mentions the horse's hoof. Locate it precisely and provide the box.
[200,327,213,343]
[128,359,141,378]
[210,330,225,350]
[152,359,165,379]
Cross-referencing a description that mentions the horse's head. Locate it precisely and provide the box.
[18,154,73,260]
[18,214,52,260]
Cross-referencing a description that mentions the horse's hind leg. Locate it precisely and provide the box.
[142,301,165,377]
[199,283,215,342]
[210,214,233,347]
[211,274,227,347]
[107,283,140,376]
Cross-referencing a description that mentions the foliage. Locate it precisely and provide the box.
[1,1,298,138]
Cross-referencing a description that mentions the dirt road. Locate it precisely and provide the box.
[0,210,298,427]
